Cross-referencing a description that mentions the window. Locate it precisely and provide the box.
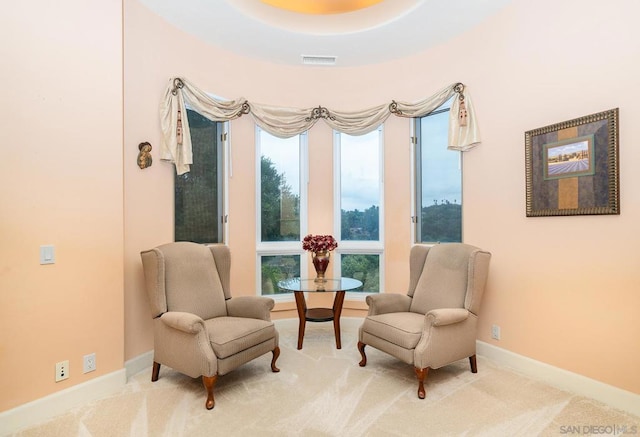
[175,109,226,243]
[256,128,307,296]
[334,128,383,294]
[414,101,462,243]
[260,254,301,295]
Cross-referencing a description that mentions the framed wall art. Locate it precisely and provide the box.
[525,108,619,217]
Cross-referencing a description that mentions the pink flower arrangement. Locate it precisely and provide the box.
[302,234,338,253]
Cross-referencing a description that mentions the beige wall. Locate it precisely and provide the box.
[2,0,638,414]
[1,1,124,411]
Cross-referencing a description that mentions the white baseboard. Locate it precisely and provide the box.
[477,340,640,417]
[0,352,155,436]
[0,369,126,436]
[125,350,154,379]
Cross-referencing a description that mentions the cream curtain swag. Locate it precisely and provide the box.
[160,77,481,175]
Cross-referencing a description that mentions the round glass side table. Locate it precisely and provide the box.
[277,277,363,349]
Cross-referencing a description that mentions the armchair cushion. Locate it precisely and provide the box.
[206,317,277,359]
[361,312,425,350]
[161,242,227,320]
[409,244,476,315]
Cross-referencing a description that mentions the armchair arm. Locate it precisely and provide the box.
[226,296,275,321]
[425,308,469,327]
[155,311,216,378]
[365,293,412,316]
[159,311,206,334]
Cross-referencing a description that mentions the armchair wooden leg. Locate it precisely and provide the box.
[414,367,429,399]
[357,341,367,367]
[202,375,217,410]
[469,354,478,373]
[271,346,281,372]
[151,362,160,382]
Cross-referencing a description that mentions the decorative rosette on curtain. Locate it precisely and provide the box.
[159,77,481,175]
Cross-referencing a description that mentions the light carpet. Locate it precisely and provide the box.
[12,318,639,436]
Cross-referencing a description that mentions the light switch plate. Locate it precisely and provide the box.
[40,245,55,265]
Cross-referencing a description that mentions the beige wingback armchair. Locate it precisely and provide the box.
[357,243,491,399]
[140,242,280,409]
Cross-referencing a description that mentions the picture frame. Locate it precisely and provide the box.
[525,108,619,217]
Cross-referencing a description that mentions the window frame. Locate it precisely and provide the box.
[174,110,229,245]
[255,126,308,299]
[332,127,384,298]
[412,103,463,244]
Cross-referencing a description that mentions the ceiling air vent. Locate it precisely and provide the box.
[301,55,337,66]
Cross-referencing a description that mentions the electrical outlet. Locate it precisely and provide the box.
[491,324,501,340]
[83,353,96,373]
[55,360,69,382]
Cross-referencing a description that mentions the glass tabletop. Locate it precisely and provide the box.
[277,277,363,292]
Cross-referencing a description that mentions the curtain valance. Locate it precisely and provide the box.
[160,77,481,174]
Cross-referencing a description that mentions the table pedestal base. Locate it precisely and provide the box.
[294,291,346,349]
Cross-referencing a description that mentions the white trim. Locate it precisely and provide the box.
[410,120,418,244]
[125,350,154,380]
[0,369,126,436]
[222,121,230,244]
[0,354,154,436]
[477,340,640,417]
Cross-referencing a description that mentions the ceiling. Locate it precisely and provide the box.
[259,0,385,15]
[139,0,515,67]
